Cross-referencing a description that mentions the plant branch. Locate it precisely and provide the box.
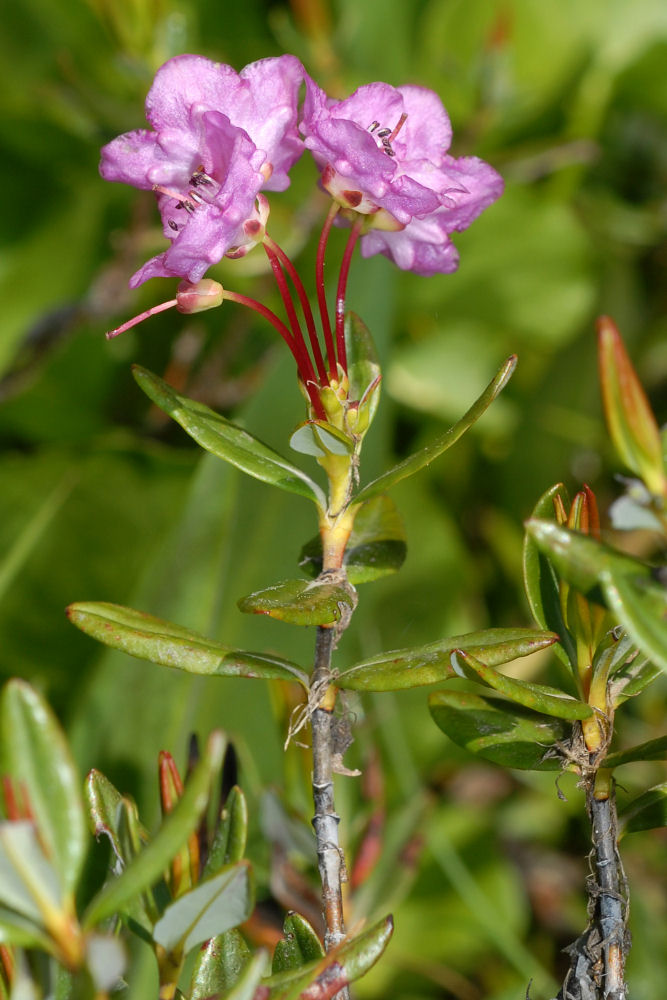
[556,771,630,1000]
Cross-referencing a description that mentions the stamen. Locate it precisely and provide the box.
[368,112,408,157]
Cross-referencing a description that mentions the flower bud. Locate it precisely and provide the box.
[597,315,666,499]
[176,279,224,314]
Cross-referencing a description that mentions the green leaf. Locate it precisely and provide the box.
[428,690,568,770]
[337,627,557,692]
[262,914,393,1000]
[606,736,667,769]
[67,602,308,688]
[218,951,269,1000]
[299,494,406,585]
[237,578,354,626]
[85,769,147,868]
[83,731,225,930]
[0,903,53,951]
[153,862,252,955]
[353,355,516,504]
[132,366,326,509]
[451,649,593,721]
[204,786,248,877]
[620,783,667,834]
[345,312,381,406]
[604,568,667,674]
[0,821,62,922]
[525,520,667,672]
[84,770,154,934]
[84,934,126,993]
[272,913,325,973]
[598,315,666,497]
[190,929,251,999]
[524,519,647,596]
[289,421,354,458]
[0,680,86,897]
[522,483,576,669]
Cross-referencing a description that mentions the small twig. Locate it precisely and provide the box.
[310,620,357,1000]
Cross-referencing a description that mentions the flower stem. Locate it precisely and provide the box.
[223,289,325,418]
[335,218,363,375]
[316,203,341,379]
[263,234,328,384]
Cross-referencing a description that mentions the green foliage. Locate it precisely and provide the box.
[337,627,557,691]
[299,494,407,585]
[2,0,667,997]
[67,602,308,686]
[133,366,326,509]
[428,691,568,770]
[237,577,354,626]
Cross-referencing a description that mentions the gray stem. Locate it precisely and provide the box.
[556,780,630,1000]
[310,625,350,1000]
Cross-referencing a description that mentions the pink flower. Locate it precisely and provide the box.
[300,78,503,276]
[100,54,304,287]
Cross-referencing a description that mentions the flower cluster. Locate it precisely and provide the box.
[101,54,503,414]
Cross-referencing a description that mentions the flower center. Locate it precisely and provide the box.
[367,113,408,158]
[152,166,219,232]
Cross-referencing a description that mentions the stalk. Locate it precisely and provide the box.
[309,461,358,999]
[556,768,629,1000]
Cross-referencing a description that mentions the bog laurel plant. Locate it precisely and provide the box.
[1,52,665,1000]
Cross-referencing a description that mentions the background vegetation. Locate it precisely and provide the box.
[1,0,666,997]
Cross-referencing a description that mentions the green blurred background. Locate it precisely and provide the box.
[1,0,666,997]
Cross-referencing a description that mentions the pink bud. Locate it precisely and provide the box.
[176,279,224,314]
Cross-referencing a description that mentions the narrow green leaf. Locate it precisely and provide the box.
[153,862,252,955]
[289,421,354,458]
[522,483,575,669]
[0,905,53,951]
[429,690,568,770]
[353,356,516,503]
[190,929,251,999]
[524,519,647,596]
[204,786,248,877]
[605,736,667,769]
[67,602,308,687]
[620,783,667,834]
[603,568,667,674]
[218,950,269,1000]
[263,914,393,1000]
[525,520,667,672]
[84,770,154,933]
[345,312,381,406]
[237,578,354,626]
[452,649,593,721]
[132,366,326,509]
[84,934,126,993]
[598,315,666,497]
[83,731,225,930]
[0,680,86,897]
[272,913,325,974]
[299,494,406,585]
[0,821,62,921]
[611,655,662,703]
[337,627,557,692]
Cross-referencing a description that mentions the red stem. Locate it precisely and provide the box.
[263,243,317,385]
[263,235,328,385]
[223,290,325,418]
[335,218,364,375]
[316,203,340,379]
